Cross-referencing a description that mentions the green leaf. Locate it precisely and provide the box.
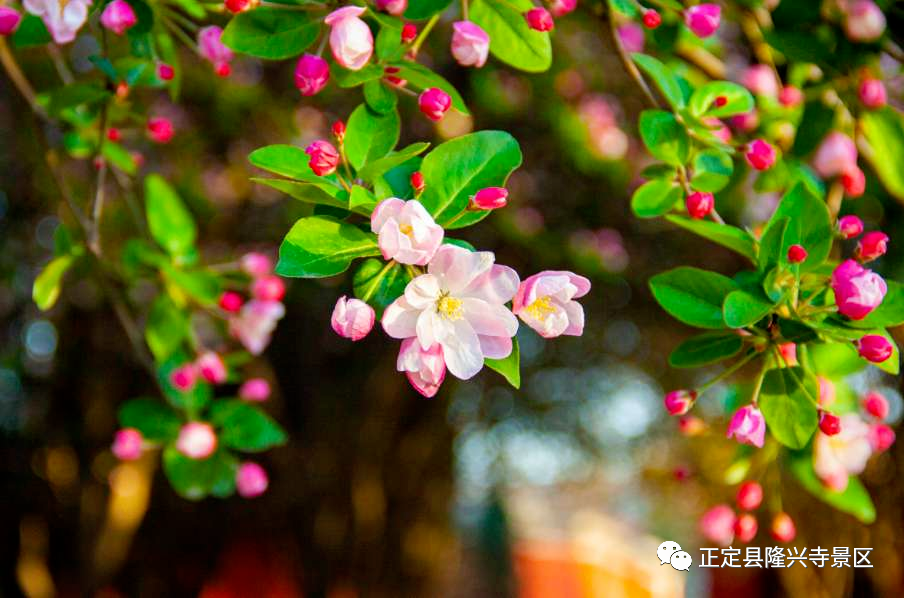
[791,101,835,157]
[649,266,737,329]
[352,258,411,317]
[723,289,775,328]
[757,217,788,273]
[375,20,405,61]
[332,63,384,88]
[631,179,682,218]
[691,149,734,192]
[144,175,197,258]
[356,142,430,183]
[759,367,819,449]
[860,107,904,201]
[33,255,76,311]
[248,144,343,187]
[485,338,520,388]
[470,0,552,73]
[276,216,380,278]
[388,62,468,114]
[102,141,138,175]
[163,447,238,500]
[669,332,744,368]
[765,183,833,271]
[405,0,453,19]
[349,185,377,212]
[157,353,213,412]
[118,398,182,442]
[208,399,287,452]
[808,341,868,377]
[632,53,685,109]
[789,454,876,524]
[251,178,351,212]
[363,79,398,114]
[169,0,206,18]
[12,15,51,48]
[221,9,319,59]
[161,265,222,306]
[639,110,689,166]
[665,216,757,261]
[847,280,904,329]
[145,295,189,362]
[42,84,110,117]
[419,131,522,228]
[345,104,400,170]
[688,81,754,118]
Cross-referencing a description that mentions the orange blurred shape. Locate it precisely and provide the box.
[514,540,583,598]
[198,540,303,598]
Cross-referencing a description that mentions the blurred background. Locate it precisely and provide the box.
[2,8,904,598]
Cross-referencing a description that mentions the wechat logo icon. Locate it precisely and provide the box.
[657,541,692,571]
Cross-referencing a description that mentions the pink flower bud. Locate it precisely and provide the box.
[100,0,137,35]
[741,64,779,98]
[470,187,508,210]
[112,428,144,461]
[819,411,841,436]
[0,7,22,36]
[841,166,866,198]
[398,338,446,398]
[736,481,763,511]
[734,513,758,543]
[229,300,285,356]
[241,252,272,277]
[664,390,696,416]
[869,423,896,452]
[832,260,887,320]
[305,140,340,176]
[410,171,425,195]
[686,191,714,219]
[107,128,121,142]
[684,4,721,38]
[332,120,346,142]
[770,512,796,542]
[376,0,407,16]
[294,54,330,96]
[617,23,645,54]
[745,139,776,170]
[147,117,174,144]
[198,26,234,75]
[642,8,661,29]
[371,198,444,265]
[225,0,258,13]
[324,6,373,71]
[778,342,798,365]
[862,391,889,420]
[219,291,244,313]
[239,378,271,401]
[331,295,375,341]
[787,244,808,263]
[525,7,554,31]
[856,231,888,262]
[513,271,591,338]
[196,351,228,384]
[856,334,893,363]
[251,275,286,302]
[838,215,864,239]
[779,86,803,107]
[844,0,886,42]
[451,21,490,68]
[678,415,705,436]
[817,376,836,407]
[236,462,269,497]
[813,132,857,178]
[703,117,732,143]
[859,78,886,109]
[176,422,217,459]
[418,87,452,121]
[730,111,759,133]
[170,363,198,391]
[549,0,577,18]
[157,63,175,81]
[401,23,417,43]
[699,504,736,546]
[727,405,766,448]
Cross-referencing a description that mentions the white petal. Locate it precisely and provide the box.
[441,320,484,380]
[478,335,512,360]
[461,298,518,338]
[382,298,419,339]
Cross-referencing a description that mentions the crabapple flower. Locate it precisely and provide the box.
[838,215,864,239]
[324,6,373,71]
[418,88,452,121]
[736,481,763,511]
[470,187,508,210]
[817,376,836,407]
[869,424,895,452]
[170,363,198,391]
[778,342,798,365]
[745,139,776,170]
[727,405,766,448]
[779,86,803,107]
[331,296,375,341]
[239,378,271,401]
[0,7,22,35]
[771,513,796,542]
[112,428,144,461]
[734,514,758,543]
[684,4,721,38]
[699,504,736,546]
[305,140,340,176]
[787,244,808,264]
[525,7,554,31]
[741,64,778,97]
[844,0,885,42]
[229,300,286,355]
[241,252,272,277]
[24,0,91,44]
[549,0,576,18]
[451,21,490,68]
[730,111,759,133]
[397,338,446,398]
[686,191,714,219]
[401,23,417,43]
[841,166,866,197]
[375,0,406,16]
[664,390,696,416]
[617,23,644,53]
[371,198,444,265]
[252,275,286,302]
[219,291,244,313]
[382,245,520,380]
[819,412,841,436]
[704,117,732,143]
[856,335,893,363]
[236,462,269,497]
[814,414,872,491]
[813,132,857,178]
[831,259,886,320]
[862,391,889,420]
[156,62,175,81]
[176,422,217,459]
[196,351,227,384]
[147,117,174,143]
[678,416,705,436]
[512,271,591,338]
[198,26,233,76]
[856,231,889,262]
[411,172,425,195]
[859,79,886,109]
[100,0,136,35]
[295,54,330,96]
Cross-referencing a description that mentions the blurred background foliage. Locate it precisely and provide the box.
[2,2,904,596]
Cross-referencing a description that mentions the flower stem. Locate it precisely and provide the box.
[410,14,440,57]
[697,349,759,396]
[603,0,660,109]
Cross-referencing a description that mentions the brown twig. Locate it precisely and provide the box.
[603,2,660,109]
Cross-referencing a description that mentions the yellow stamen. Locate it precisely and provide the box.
[437,294,463,321]
[399,223,413,236]
[524,296,557,321]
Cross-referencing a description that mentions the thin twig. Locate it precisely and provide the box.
[0,38,46,118]
[603,3,660,109]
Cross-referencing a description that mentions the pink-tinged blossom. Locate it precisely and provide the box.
[100,0,136,35]
[617,23,644,53]
[549,0,576,18]
[382,245,520,380]
[813,132,857,178]
[147,117,174,143]
[112,428,144,461]
[745,139,776,170]
[686,191,714,219]
[251,275,286,302]
[0,7,22,35]
[24,0,91,44]
[831,259,886,320]
[727,405,766,448]
[170,363,198,391]
[814,414,873,491]
[198,26,233,74]
[663,390,696,416]
[229,300,286,355]
[736,481,763,511]
[239,378,271,402]
[841,166,866,197]
[450,21,490,68]
[817,376,836,408]
[778,342,798,366]
[525,7,554,31]
[294,54,330,96]
[699,504,736,546]
[779,86,803,107]
[196,351,228,384]
[331,296,375,341]
[156,62,175,81]
[703,117,732,143]
[324,6,373,71]
[305,140,340,176]
[859,78,886,109]
[176,422,217,459]
[862,391,889,420]
[375,0,407,16]
[470,187,508,210]
[741,64,779,97]
[734,513,758,543]
[844,0,885,42]
[219,291,244,313]
[684,4,721,38]
[856,335,893,363]
[397,338,446,398]
[241,252,272,277]
[730,111,759,133]
[370,198,444,266]
[838,215,864,239]
[236,462,269,497]
[856,231,889,262]
[770,513,796,542]
[512,270,590,338]
[418,87,452,121]
[869,423,895,452]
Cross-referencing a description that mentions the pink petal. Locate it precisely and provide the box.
[463,264,520,304]
[478,334,512,360]
[441,319,484,379]
[461,298,518,338]
[382,298,419,338]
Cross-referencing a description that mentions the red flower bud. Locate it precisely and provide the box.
[685,191,714,219]
[157,62,175,81]
[410,171,425,195]
[305,140,340,176]
[401,23,417,44]
[470,187,508,210]
[418,87,452,121]
[215,62,232,78]
[219,291,244,313]
[787,244,808,264]
[841,166,866,198]
[712,95,728,108]
[862,391,889,420]
[859,78,886,109]
[745,139,776,170]
[115,81,129,100]
[525,7,554,31]
[664,390,696,416]
[332,120,346,142]
[225,0,258,14]
[734,513,758,543]
[856,334,893,363]
[251,274,286,302]
[642,9,661,29]
[770,512,796,543]
[106,128,121,142]
[869,423,896,452]
[855,231,888,262]
[837,215,864,239]
[736,481,763,511]
[778,86,803,108]
[819,411,841,436]
[147,116,174,144]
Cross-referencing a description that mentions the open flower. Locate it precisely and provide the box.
[813,132,857,178]
[198,26,233,76]
[397,338,446,398]
[451,20,490,68]
[229,300,285,355]
[512,271,590,338]
[324,6,373,71]
[24,0,91,44]
[831,259,887,320]
[814,414,873,491]
[371,198,444,265]
[727,405,766,448]
[382,245,520,380]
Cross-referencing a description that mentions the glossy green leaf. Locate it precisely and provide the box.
[688,81,754,118]
[33,255,76,311]
[208,399,287,452]
[345,104,400,170]
[118,398,182,442]
[349,185,377,212]
[276,216,380,278]
[757,217,788,273]
[145,295,189,362]
[485,338,520,388]
[352,258,411,317]
[363,79,398,114]
[639,110,689,166]
[669,332,744,368]
[649,266,737,329]
[144,174,197,258]
[471,0,552,73]
[161,264,222,306]
[405,0,454,19]
[860,107,904,201]
[389,62,468,114]
[631,179,682,218]
[248,144,344,188]
[765,183,833,271]
[789,454,876,524]
[691,149,734,192]
[332,63,384,88]
[163,447,238,500]
[42,84,110,117]
[221,9,319,59]
[356,142,430,183]
[632,53,685,109]
[791,101,835,157]
[665,216,757,261]
[759,367,819,449]
[723,289,775,328]
[251,178,351,211]
[12,15,51,48]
